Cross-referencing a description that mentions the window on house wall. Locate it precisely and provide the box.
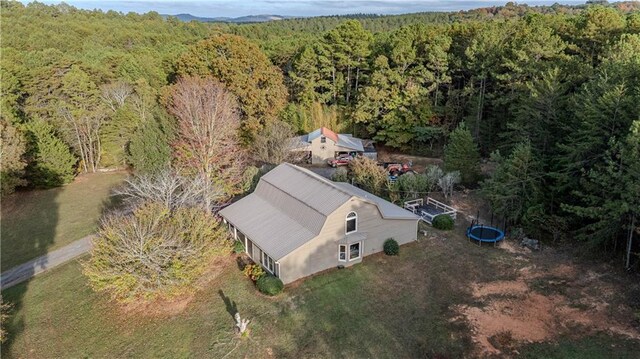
[346,212,357,234]
[247,239,253,258]
[349,242,361,260]
[321,136,326,143]
[338,242,362,261]
[261,251,275,274]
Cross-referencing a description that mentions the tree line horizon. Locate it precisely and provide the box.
[1,0,638,268]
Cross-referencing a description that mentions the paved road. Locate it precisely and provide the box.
[1,235,94,290]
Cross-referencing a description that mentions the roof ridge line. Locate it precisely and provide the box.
[334,182,419,220]
[258,177,327,219]
[258,167,349,220]
[282,163,357,199]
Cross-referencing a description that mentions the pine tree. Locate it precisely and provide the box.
[443,122,481,185]
[24,118,77,187]
[481,141,542,227]
[0,119,27,195]
[563,121,640,253]
[504,67,569,159]
[323,20,373,104]
[127,114,172,174]
[554,43,640,215]
[290,45,324,105]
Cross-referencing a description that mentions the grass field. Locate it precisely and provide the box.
[0,172,125,271]
[3,222,639,358]
[1,226,487,358]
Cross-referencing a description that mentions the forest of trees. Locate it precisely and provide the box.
[1,0,638,268]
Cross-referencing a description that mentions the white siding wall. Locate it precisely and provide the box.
[309,136,363,165]
[309,136,338,165]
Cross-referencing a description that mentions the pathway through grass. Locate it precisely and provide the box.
[1,172,125,271]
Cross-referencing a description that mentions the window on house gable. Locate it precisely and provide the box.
[321,136,326,143]
[346,212,357,234]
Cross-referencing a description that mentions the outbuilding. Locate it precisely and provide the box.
[293,127,376,165]
[219,163,419,284]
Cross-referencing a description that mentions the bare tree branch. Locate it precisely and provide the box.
[114,170,225,213]
[84,202,231,301]
[101,81,133,112]
[252,120,307,165]
[167,76,247,204]
[438,171,460,199]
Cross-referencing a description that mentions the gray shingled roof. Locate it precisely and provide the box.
[219,163,417,260]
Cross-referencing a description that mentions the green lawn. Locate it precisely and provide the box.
[518,334,640,358]
[1,172,125,271]
[1,228,483,358]
[2,224,639,358]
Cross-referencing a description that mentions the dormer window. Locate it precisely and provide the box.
[321,136,326,143]
[346,212,357,234]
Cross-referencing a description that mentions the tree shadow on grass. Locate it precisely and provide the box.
[1,171,126,356]
[99,179,128,217]
[1,186,61,272]
[1,175,60,355]
[218,289,238,320]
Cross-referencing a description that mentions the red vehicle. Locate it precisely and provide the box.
[328,155,353,167]
[380,161,413,176]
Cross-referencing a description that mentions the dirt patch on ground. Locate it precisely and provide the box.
[119,256,231,318]
[461,292,558,348]
[471,280,528,297]
[458,260,640,356]
[438,190,640,356]
[498,240,532,255]
[122,294,196,317]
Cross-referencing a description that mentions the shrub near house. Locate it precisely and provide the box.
[384,238,400,255]
[432,215,455,230]
[256,275,284,296]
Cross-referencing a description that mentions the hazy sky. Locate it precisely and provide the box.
[28,1,587,18]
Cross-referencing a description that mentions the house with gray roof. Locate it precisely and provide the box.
[293,127,377,165]
[219,163,419,284]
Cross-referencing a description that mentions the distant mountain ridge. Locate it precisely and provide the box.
[162,13,295,23]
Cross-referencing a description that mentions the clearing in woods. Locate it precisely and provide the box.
[2,191,639,358]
